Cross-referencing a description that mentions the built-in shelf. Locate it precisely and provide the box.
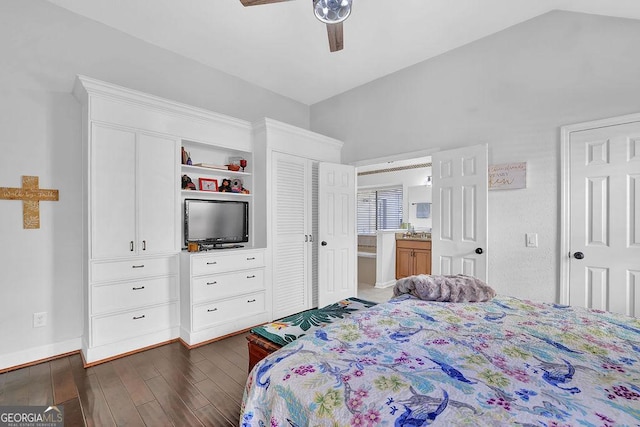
[181,164,251,177]
[181,190,251,198]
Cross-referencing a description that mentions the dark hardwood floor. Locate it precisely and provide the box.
[0,333,250,426]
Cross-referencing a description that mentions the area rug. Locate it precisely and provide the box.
[250,297,377,346]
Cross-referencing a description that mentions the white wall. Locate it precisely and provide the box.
[0,0,309,369]
[312,11,640,303]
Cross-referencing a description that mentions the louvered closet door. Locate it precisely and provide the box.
[272,152,311,319]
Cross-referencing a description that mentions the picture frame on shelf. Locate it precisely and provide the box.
[199,178,218,192]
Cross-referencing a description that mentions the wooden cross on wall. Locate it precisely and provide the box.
[0,176,59,229]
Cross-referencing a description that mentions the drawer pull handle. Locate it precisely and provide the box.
[247,257,256,260]
[132,265,145,269]
[207,261,217,265]
[132,286,145,290]
[247,275,256,279]
[130,241,134,251]
[133,315,145,320]
[206,281,218,285]
[207,308,218,312]
[247,299,256,303]
[142,240,146,251]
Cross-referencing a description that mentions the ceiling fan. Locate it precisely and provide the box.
[239,0,352,52]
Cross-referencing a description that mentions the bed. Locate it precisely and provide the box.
[241,284,640,426]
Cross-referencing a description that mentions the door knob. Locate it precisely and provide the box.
[573,252,584,260]
[475,248,483,254]
[321,241,327,246]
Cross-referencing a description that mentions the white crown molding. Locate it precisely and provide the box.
[73,75,252,131]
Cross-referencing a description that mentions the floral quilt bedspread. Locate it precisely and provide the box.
[241,295,640,426]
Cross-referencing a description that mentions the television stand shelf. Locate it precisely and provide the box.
[200,244,245,250]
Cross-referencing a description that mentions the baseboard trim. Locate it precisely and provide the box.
[374,280,396,289]
[0,338,82,373]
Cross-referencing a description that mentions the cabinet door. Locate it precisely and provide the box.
[414,249,432,275]
[395,247,414,279]
[272,152,310,319]
[91,124,136,259]
[137,133,178,254]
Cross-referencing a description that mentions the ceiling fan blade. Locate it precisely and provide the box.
[326,22,344,52]
[239,0,293,6]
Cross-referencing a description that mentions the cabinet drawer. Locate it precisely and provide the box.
[92,276,178,315]
[91,256,177,283]
[193,292,265,330]
[396,239,431,250]
[92,302,178,347]
[191,250,264,276]
[193,268,264,303]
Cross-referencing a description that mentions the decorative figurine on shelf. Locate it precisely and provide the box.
[218,178,233,192]
[231,178,243,193]
[240,159,247,172]
[231,178,250,194]
[181,147,193,165]
[182,174,196,190]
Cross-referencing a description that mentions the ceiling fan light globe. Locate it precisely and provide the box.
[313,0,352,24]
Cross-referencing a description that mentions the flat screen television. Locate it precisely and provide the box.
[184,199,249,248]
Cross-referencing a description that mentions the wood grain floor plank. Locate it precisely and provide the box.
[206,339,248,372]
[193,379,241,425]
[94,363,145,427]
[69,354,94,379]
[1,332,252,426]
[197,346,248,388]
[136,400,174,427]
[152,348,207,386]
[192,403,235,427]
[146,375,203,427]
[61,396,85,427]
[2,366,31,405]
[158,367,209,411]
[0,371,5,403]
[127,351,161,381]
[50,357,78,404]
[111,358,155,407]
[28,362,53,405]
[165,341,206,364]
[73,370,116,427]
[194,359,243,401]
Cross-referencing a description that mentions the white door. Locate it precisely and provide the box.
[272,152,310,319]
[318,162,357,307]
[432,144,488,281]
[566,120,640,316]
[137,133,178,255]
[91,124,136,259]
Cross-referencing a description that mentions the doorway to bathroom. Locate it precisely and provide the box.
[356,156,432,300]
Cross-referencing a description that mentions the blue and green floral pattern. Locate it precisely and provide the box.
[241,295,640,426]
[251,297,378,346]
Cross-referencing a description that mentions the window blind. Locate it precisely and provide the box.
[357,186,403,234]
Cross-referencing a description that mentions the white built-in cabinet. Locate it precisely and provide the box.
[91,125,177,258]
[74,75,254,364]
[72,77,350,366]
[179,249,269,346]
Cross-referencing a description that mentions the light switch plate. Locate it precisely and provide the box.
[526,233,538,248]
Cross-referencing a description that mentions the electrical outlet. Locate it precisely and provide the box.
[33,312,47,328]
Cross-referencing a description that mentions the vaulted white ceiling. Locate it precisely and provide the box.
[46,0,640,105]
